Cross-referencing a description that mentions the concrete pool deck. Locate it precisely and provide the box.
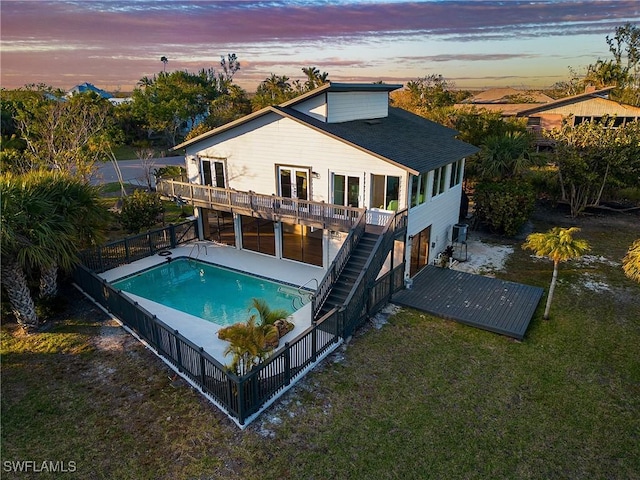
[98,241,325,365]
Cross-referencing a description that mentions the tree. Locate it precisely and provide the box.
[252,74,295,110]
[9,87,117,178]
[522,227,591,319]
[119,189,164,233]
[249,298,289,326]
[218,53,241,94]
[622,239,640,283]
[473,131,537,180]
[249,297,293,338]
[1,170,106,329]
[473,180,536,236]
[132,70,217,145]
[606,23,639,85]
[405,75,457,113]
[217,315,279,375]
[188,84,252,135]
[160,56,168,72]
[36,172,106,298]
[583,59,629,90]
[545,118,640,216]
[302,66,329,91]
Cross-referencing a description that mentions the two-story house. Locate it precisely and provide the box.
[167,83,478,289]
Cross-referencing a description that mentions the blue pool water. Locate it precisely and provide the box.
[111,258,310,326]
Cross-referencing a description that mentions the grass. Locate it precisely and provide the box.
[97,185,194,242]
[2,205,639,479]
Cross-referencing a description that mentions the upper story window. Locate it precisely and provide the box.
[371,174,400,210]
[278,166,309,200]
[432,166,447,197]
[410,172,428,208]
[201,158,226,188]
[450,160,463,188]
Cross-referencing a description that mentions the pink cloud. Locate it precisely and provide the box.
[1,1,638,90]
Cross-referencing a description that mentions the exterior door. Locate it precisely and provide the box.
[278,167,308,200]
[409,225,431,277]
[202,159,226,188]
[332,173,361,207]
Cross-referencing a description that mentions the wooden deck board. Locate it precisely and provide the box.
[393,266,543,340]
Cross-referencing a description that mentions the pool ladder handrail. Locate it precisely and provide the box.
[188,242,208,263]
[292,278,318,310]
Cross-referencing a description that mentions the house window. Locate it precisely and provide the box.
[201,158,226,188]
[432,166,446,197]
[371,174,400,210]
[278,166,308,200]
[410,172,428,208]
[332,173,360,207]
[240,215,275,256]
[282,224,323,266]
[450,160,463,188]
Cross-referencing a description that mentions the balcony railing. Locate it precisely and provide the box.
[157,179,366,233]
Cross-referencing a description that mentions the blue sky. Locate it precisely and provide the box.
[1,0,638,92]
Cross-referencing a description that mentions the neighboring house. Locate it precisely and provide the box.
[66,82,132,106]
[67,82,112,99]
[516,86,640,129]
[455,86,640,149]
[461,87,554,106]
[171,82,478,285]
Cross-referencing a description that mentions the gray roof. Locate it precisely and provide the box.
[278,106,479,174]
[175,82,479,173]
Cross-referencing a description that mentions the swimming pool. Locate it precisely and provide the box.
[111,258,310,326]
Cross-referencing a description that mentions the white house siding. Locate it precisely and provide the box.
[327,92,389,123]
[186,114,407,208]
[406,180,463,269]
[291,95,328,122]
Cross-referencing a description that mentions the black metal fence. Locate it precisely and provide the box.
[73,215,406,426]
[79,221,198,273]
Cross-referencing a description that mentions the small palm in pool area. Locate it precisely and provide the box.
[217,315,279,375]
[250,298,294,338]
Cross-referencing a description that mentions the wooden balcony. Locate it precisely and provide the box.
[156,179,367,233]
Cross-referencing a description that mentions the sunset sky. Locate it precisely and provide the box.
[1,0,639,93]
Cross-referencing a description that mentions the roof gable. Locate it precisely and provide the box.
[517,87,616,116]
[175,84,478,174]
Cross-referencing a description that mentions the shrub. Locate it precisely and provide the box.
[119,189,164,233]
[474,180,535,236]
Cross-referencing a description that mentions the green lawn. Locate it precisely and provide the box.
[2,206,639,479]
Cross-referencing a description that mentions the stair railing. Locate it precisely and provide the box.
[312,210,367,317]
[340,209,407,335]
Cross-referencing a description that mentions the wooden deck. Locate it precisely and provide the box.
[392,266,543,340]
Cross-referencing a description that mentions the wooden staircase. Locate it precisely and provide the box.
[315,231,380,319]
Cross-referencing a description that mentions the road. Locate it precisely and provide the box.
[91,155,185,186]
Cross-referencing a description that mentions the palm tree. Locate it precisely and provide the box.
[622,239,640,283]
[217,316,279,375]
[36,172,106,297]
[522,227,591,319]
[1,172,65,327]
[1,170,106,328]
[250,298,289,326]
[477,131,536,180]
[302,66,329,91]
[250,297,292,338]
[160,56,168,72]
